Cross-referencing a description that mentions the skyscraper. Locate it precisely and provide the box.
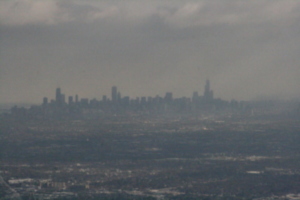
[204,80,210,97]
[68,96,73,105]
[192,92,199,103]
[204,80,213,102]
[56,88,62,106]
[102,95,107,103]
[117,92,121,103]
[112,86,117,103]
[61,94,65,104]
[43,97,48,106]
[164,92,173,103]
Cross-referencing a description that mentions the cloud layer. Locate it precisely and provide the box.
[2,0,300,26]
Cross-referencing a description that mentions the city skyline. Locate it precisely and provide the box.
[44,79,215,106]
[1,0,300,104]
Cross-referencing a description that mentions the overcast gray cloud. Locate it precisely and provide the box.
[1,0,300,104]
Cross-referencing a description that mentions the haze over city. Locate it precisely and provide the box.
[1,0,300,104]
[1,2,300,199]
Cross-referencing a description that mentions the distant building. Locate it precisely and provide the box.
[111,86,117,103]
[203,80,213,102]
[117,92,121,103]
[102,95,107,103]
[68,96,73,105]
[164,92,173,103]
[56,88,62,106]
[192,92,199,103]
[43,97,48,106]
[61,94,65,104]
[80,98,89,106]
[122,96,130,106]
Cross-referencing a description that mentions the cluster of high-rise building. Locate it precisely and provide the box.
[9,80,253,119]
[8,79,300,121]
[42,80,223,112]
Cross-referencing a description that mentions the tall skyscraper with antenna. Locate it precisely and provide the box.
[204,80,213,102]
[111,86,117,103]
[56,88,62,106]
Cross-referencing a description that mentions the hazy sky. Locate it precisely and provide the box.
[1,0,300,104]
